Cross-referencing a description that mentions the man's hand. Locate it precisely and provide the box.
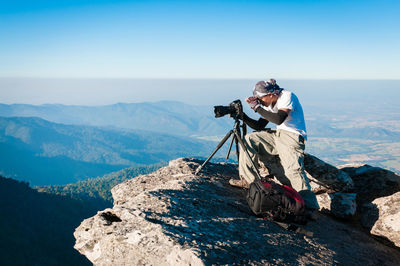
[246,96,261,111]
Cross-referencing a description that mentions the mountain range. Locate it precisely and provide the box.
[1,101,399,186]
[1,101,399,141]
[0,116,219,186]
[0,101,232,137]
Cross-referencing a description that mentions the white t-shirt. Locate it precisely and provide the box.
[261,90,307,140]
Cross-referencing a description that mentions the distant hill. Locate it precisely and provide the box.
[0,101,233,137]
[307,122,400,141]
[38,163,165,205]
[0,176,93,266]
[0,116,219,185]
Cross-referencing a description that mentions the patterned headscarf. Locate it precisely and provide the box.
[253,79,283,98]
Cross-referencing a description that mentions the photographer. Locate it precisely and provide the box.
[229,79,320,213]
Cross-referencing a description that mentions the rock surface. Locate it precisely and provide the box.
[338,163,400,244]
[361,192,400,247]
[338,163,400,205]
[74,158,400,265]
[305,154,354,193]
[316,192,357,218]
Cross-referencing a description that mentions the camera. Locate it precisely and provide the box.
[214,99,243,120]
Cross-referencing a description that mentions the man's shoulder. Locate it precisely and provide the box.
[280,90,301,102]
[278,90,293,102]
[281,90,293,96]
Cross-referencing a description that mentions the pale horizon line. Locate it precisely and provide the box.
[1,77,400,81]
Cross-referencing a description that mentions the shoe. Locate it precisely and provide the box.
[229,178,249,189]
[305,209,319,221]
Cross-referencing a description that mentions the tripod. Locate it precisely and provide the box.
[194,117,262,181]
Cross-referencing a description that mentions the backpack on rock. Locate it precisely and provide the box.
[246,179,307,225]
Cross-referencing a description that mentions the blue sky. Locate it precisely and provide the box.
[0,0,399,79]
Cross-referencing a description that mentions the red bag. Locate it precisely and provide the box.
[246,179,307,224]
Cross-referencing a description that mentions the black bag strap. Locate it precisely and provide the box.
[273,221,313,237]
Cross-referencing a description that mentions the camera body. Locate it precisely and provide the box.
[214,99,243,120]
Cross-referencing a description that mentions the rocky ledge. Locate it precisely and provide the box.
[74,157,400,265]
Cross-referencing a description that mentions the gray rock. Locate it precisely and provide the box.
[338,163,400,205]
[361,192,400,247]
[338,163,382,176]
[338,163,400,248]
[317,193,357,219]
[74,158,400,265]
[304,154,354,193]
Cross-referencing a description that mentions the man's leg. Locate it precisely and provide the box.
[275,130,319,210]
[238,130,277,184]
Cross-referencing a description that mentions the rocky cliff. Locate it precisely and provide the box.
[74,157,400,265]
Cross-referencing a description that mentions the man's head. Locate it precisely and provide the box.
[252,79,283,107]
[253,79,283,98]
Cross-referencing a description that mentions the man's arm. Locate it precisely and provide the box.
[255,107,290,125]
[242,113,269,130]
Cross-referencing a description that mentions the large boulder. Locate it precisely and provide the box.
[338,163,400,205]
[361,192,400,248]
[74,158,400,265]
[338,163,400,247]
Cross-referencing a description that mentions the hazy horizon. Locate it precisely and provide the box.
[1,78,400,107]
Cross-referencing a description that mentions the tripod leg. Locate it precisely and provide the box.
[195,130,234,175]
[233,130,263,181]
[234,121,241,161]
[226,133,235,160]
[234,135,239,161]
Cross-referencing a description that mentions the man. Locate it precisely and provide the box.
[229,79,319,212]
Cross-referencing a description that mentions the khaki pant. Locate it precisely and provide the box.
[239,129,319,210]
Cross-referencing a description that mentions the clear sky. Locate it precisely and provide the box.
[1,0,399,79]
